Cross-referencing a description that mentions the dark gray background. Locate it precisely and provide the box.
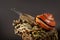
[0,0,60,40]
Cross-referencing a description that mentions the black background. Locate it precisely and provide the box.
[0,0,60,40]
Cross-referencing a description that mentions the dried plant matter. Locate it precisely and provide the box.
[13,13,58,40]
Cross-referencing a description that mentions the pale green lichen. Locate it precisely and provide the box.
[13,14,58,40]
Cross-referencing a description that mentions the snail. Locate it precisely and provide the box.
[36,13,56,30]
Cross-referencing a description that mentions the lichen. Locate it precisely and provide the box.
[13,13,58,40]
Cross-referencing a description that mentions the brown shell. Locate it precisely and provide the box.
[36,13,56,30]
